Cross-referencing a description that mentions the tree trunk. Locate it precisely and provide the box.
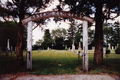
[93,3,103,65]
[16,0,25,66]
[16,24,24,65]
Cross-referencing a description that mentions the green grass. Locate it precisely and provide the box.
[0,50,120,75]
[31,50,80,75]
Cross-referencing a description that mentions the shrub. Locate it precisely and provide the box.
[106,49,110,54]
[115,47,120,54]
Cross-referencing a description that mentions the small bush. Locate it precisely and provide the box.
[106,49,110,54]
[115,47,120,54]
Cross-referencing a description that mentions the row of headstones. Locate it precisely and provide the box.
[6,39,17,56]
[0,39,17,56]
[45,42,79,53]
[0,46,17,56]
[6,46,17,56]
[46,46,75,51]
[92,44,119,50]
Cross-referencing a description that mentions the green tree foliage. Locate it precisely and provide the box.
[51,28,67,38]
[74,31,82,49]
[41,29,53,49]
[54,37,64,50]
[0,0,51,65]
[0,21,27,51]
[32,39,43,50]
[64,38,72,49]
[67,22,83,49]
[103,22,120,48]
[0,21,17,51]
[67,23,77,40]
[109,22,120,47]
[51,28,67,49]
[58,0,120,65]
[103,23,113,47]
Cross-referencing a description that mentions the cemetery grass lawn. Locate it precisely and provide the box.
[0,50,120,75]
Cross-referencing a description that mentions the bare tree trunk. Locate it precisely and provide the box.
[16,0,25,65]
[93,3,103,65]
[16,24,24,65]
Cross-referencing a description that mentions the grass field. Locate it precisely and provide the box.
[0,50,120,75]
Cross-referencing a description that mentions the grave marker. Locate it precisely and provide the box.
[92,46,95,50]
[108,43,111,49]
[103,47,106,56]
[7,39,10,51]
[78,42,81,51]
[38,48,40,53]
[47,47,49,50]
[6,39,10,56]
[72,41,75,53]
[112,46,114,50]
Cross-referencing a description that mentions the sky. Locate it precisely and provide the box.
[1,0,120,45]
[32,0,71,44]
[32,20,70,44]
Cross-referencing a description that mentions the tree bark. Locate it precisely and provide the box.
[16,24,24,65]
[93,3,103,65]
[16,0,25,66]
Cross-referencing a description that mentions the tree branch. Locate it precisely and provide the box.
[32,23,40,31]
[2,16,10,26]
[12,17,19,25]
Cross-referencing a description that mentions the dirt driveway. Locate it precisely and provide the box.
[0,74,120,80]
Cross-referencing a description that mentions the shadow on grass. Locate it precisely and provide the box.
[0,53,82,75]
[31,57,82,75]
[88,57,120,75]
[0,54,27,75]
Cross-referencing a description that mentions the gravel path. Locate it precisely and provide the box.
[0,74,120,80]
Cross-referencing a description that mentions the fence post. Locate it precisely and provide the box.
[83,20,88,72]
[27,21,33,70]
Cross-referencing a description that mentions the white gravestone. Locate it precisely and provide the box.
[103,48,106,56]
[38,49,40,52]
[92,46,95,50]
[72,41,75,53]
[7,39,10,50]
[112,46,114,50]
[78,42,81,51]
[6,39,10,56]
[108,43,111,49]
[47,47,49,50]
[72,44,75,53]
